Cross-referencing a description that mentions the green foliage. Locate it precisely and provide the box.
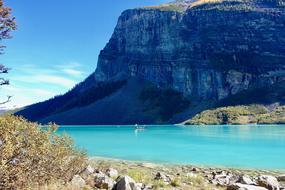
[185,104,285,125]
[140,86,190,121]
[152,180,167,190]
[170,178,181,187]
[247,104,268,114]
[0,115,87,189]
[257,106,285,124]
[127,169,152,184]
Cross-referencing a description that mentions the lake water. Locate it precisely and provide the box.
[58,125,285,170]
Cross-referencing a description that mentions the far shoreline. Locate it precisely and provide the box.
[57,124,285,127]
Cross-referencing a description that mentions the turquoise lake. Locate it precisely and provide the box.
[58,125,285,170]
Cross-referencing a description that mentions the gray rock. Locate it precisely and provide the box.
[136,182,144,189]
[227,183,268,190]
[71,175,86,189]
[95,169,105,175]
[212,173,238,186]
[186,172,198,178]
[106,168,119,178]
[94,173,115,189]
[258,175,280,190]
[212,174,231,186]
[277,175,285,182]
[240,175,256,185]
[81,165,95,180]
[85,165,95,174]
[114,176,140,190]
[192,167,201,172]
[142,184,153,190]
[10,158,20,166]
[154,172,171,183]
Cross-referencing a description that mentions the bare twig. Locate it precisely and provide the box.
[0,95,11,105]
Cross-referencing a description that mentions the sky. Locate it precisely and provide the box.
[0,0,168,109]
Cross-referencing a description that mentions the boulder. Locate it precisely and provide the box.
[142,184,153,190]
[94,173,115,189]
[114,176,140,190]
[212,174,231,186]
[95,169,105,175]
[85,165,95,174]
[81,165,95,179]
[154,172,171,183]
[258,175,280,190]
[136,182,144,189]
[71,175,86,189]
[212,173,238,186]
[186,172,198,178]
[192,167,201,172]
[10,158,20,166]
[240,175,256,185]
[277,175,285,182]
[227,183,268,190]
[106,168,119,178]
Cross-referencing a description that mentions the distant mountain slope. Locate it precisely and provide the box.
[17,0,285,124]
[18,78,192,124]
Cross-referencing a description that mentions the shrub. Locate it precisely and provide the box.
[247,104,268,114]
[152,180,166,190]
[0,115,87,189]
[170,178,181,187]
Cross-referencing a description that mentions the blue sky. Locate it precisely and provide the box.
[1,0,168,109]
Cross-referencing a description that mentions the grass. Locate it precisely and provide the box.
[127,168,153,184]
[170,177,181,187]
[153,180,167,190]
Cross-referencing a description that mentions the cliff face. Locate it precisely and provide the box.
[95,0,285,101]
[16,0,285,124]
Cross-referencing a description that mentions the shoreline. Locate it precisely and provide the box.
[80,157,285,190]
[89,156,284,174]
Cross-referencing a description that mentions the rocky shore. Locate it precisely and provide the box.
[60,158,285,190]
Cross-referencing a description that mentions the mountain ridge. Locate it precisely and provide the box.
[16,0,285,124]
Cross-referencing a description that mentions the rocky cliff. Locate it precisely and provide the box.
[16,0,285,124]
[95,0,285,100]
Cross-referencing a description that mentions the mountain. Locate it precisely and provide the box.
[16,0,285,125]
